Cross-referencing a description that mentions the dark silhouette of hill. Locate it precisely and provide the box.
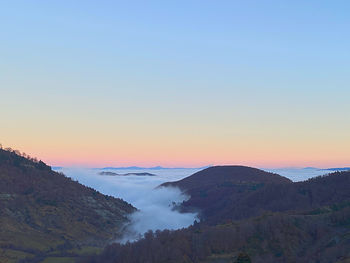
[0,148,135,263]
[162,166,292,191]
[83,206,350,263]
[161,166,292,223]
[161,166,350,224]
[81,170,350,263]
[225,170,350,222]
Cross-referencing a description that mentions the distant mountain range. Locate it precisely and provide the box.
[53,166,210,171]
[293,167,350,171]
[99,171,156,176]
[52,165,350,172]
[51,166,209,173]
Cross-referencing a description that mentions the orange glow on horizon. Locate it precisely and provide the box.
[33,148,350,169]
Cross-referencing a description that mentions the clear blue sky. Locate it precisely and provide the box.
[1,1,349,167]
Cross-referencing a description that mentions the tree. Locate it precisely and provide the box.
[235,252,251,263]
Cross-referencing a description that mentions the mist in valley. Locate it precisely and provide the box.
[55,166,342,242]
[56,167,200,242]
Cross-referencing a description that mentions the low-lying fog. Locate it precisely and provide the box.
[265,167,348,182]
[56,167,201,242]
[55,166,346,242]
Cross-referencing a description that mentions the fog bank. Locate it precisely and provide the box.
[56,167,200,242]
[55,166,343,242]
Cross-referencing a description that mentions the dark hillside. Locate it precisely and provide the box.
[82,170,350,263]
[0,148,135,263]
[162,166,292,192]
[81,201,350,263]
[162,167,350,224]
[161,166,292,223]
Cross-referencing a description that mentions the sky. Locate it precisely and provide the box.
[1,0,349,168]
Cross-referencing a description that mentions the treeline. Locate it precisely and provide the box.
[0,147,135,263]
[81,169,350,263]
[80,203,350,263]
[0,144,43,165]
[176,169,350,225]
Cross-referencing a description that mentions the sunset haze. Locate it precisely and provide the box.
[1,1,349,168]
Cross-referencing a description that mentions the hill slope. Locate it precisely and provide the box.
[161,166,292,223]
[0,148,135,263]
[82,203,350,263]
[162,166,350,224]
[82,170,350,263]
[162,166,291,191]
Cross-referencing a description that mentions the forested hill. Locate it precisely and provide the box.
[161,166,292,191]
[161,166,293,223]
[161,166,350,224]
[82,170,350,263]
[0,148,135,263]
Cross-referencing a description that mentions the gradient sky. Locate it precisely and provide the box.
[1,0,349,168]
